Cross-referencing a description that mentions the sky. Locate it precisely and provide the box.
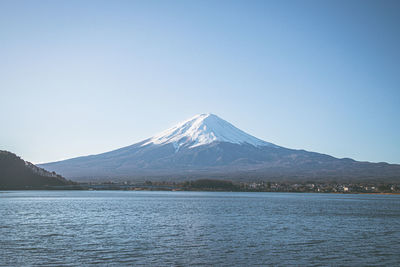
[0,0,399,164]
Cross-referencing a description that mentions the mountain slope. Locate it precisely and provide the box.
[0,150,73,189]
[39,114,400,182]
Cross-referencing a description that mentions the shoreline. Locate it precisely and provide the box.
[1,187,400,195]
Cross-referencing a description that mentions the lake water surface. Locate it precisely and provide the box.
[1,191,399,266]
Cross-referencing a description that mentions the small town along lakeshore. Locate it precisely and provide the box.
[15,179,396,194]
[2,178,400,194]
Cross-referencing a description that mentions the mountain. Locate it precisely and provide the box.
[39,113,400,182]
[0,150,73,189]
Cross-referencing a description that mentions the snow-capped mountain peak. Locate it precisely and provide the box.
[38,114,400,182]
[142,113,276,151]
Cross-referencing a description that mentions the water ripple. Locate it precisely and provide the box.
[0,191,400,266]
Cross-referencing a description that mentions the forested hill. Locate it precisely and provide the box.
[0,150,73,189]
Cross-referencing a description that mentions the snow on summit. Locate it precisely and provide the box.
[142,113,276,151]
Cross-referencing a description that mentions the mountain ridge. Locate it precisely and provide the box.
[0,150,73,189]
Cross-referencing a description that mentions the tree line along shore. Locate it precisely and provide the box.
[38,179,399,194]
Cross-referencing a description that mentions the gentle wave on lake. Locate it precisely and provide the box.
[1,191,400,266]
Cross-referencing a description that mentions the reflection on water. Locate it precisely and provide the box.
[1,191,400,266]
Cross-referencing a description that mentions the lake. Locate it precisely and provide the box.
[1,191,399,266]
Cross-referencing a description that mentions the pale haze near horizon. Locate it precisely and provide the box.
[0,0,399,164]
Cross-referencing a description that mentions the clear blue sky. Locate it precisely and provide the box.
[1,0,399,164]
